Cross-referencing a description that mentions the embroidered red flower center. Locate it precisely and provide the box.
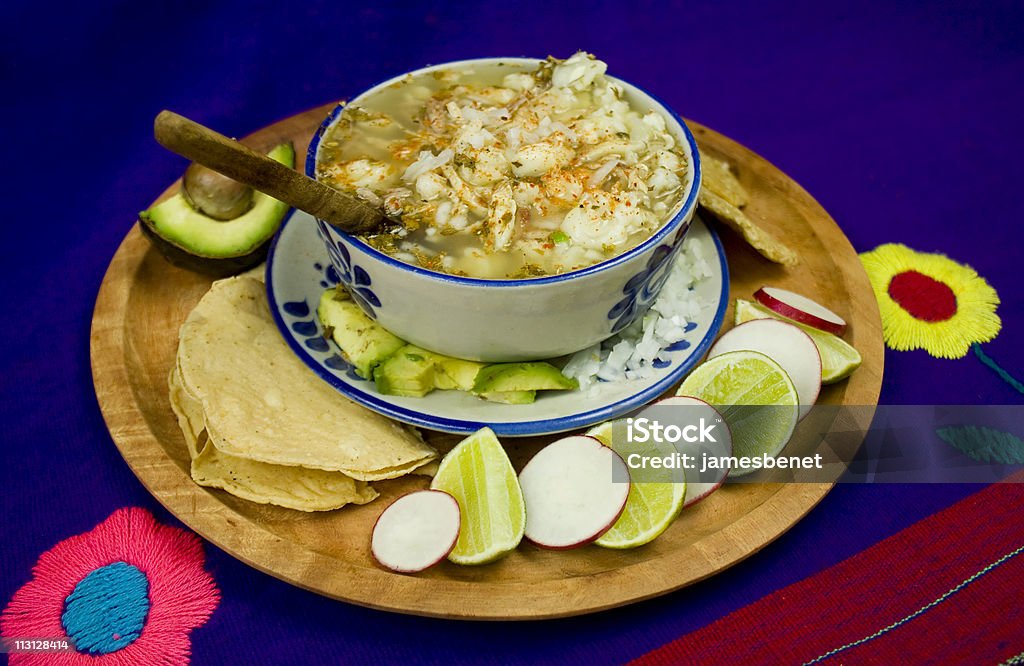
[888,270,957,322]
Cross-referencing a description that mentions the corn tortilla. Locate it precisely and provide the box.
[701,153,749,209]
[169,366,378,511]
[699,188,798,266]
[176,276,436,480]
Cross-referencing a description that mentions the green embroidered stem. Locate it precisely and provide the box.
[936,426,1024,465]
[973,343,1024,395]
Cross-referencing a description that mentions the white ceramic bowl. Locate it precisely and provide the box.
[265,210,728,436]
[307,57,702,362]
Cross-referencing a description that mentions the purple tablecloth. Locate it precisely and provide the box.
[2,1,1021,663]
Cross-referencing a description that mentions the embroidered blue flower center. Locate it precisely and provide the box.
[62,561,150,655]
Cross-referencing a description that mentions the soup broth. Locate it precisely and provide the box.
[317,53,691,279]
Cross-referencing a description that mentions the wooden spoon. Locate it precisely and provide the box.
[154,110,387,234]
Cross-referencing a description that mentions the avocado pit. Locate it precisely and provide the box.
[181,163,255,220]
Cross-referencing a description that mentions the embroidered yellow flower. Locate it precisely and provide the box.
[859,244,1001,359]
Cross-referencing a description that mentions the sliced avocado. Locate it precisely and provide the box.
[434,356,486,391]
[472,362,579,394]
[372,345,485,391]
[316,292,574,402]
[139,143,294,275]
[372,344,483,396]
[479,390,536,405]
[317,288,405,379]
[374,345,437,397]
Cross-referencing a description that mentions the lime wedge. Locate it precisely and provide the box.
[677,350,798,475]
[585,421,614,446]
[584,420,686,549]
[430,427,525,564]
[595,473,685,549]
[735,299,861,383]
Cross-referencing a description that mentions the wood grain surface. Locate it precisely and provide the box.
[90,104,884,620]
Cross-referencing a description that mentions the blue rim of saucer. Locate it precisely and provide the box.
[266,210,730,437]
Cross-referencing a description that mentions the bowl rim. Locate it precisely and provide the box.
[306,56,703,287]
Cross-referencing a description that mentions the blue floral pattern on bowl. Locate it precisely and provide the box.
[316,219,381,318]
[282,261,368,383]
[607,242,685,334]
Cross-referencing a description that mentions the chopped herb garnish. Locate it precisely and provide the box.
[454,154,477,170]
[507,263,548,279]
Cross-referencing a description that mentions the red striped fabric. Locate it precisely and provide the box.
[632,480,1024,665]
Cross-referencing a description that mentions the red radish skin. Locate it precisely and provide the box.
[527,500,628,552]
[371,490,461,573]
[519,435,630,550]
[707,319,822,420]
[652,396,733,506]
[754,287,847,335]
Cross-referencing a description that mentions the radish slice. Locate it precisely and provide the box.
[754,287,847,335]
[650,397,732,506]
[708,319,822,419]
[519,436,629,549]
[371,490,460,573]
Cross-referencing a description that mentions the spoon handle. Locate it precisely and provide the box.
[154,110,385,234]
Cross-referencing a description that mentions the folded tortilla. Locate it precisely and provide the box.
[170,366,378,511]
[176,276,436,480]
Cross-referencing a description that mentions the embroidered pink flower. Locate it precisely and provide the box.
[2,507,219,665]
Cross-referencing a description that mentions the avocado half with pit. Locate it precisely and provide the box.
[139,142,294,276]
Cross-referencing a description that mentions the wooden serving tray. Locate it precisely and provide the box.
[90,105,883,620]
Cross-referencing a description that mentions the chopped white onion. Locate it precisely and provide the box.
[562,236,711,390]
[355,187,382,207]
[401,149,454,183]
[587,157,619,188]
